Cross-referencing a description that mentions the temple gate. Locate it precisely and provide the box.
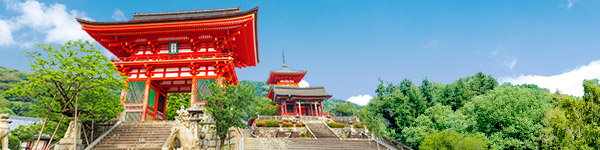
[266,52,331,116]
[78,7,259,121]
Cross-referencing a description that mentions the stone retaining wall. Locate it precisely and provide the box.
[254,127,310,138]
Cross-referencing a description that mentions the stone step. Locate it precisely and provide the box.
[91,121,173,150]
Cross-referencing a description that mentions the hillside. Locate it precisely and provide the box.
[0,67,36,116]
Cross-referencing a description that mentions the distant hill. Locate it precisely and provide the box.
[0,67,36,117]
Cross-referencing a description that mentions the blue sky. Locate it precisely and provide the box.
[1,0,600,105]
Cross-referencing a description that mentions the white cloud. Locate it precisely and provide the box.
[0,0,92,47]
[112,8,127,21]
[500,60,600,97]
[347,94,373,106]
[489,50,500,57]
[503,57,518,70]
[488,47,518,70]
[561,0,578,9]
[299,80,310,88]
[0,20,14,46]
[422,40,439,48]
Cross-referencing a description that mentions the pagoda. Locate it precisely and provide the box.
[77,7,259,121]
[266,51,331,116]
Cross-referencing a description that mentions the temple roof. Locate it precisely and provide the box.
[271,86,332,97]
[131,7,241,21]
[271,65,306,74]
[77,6,258,25]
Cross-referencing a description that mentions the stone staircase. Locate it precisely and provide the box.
[90,121,174,150]
[243,138,382,150]
[304,122,338,139]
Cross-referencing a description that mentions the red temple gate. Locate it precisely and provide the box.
[78,7,259,121]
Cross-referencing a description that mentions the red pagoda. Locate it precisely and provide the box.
[266,52,331,116]
[77,7,259,121]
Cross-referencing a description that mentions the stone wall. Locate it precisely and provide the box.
[254,127,310,138]
[331,128,366,139]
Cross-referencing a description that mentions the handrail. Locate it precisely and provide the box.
[361,133,399,150]
[301,120,317,139]
[83,121,122,150]
[321,121,342,140]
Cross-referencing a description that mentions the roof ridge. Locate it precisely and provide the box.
[134,6,240,16]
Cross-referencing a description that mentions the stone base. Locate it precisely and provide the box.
[276,130,287,138]
[54,138,83,150]
[290,130,302,138]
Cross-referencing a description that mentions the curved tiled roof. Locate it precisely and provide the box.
[271,65,306,74]
[272,86,332,97]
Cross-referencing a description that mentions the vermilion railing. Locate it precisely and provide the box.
[111,52,233,63]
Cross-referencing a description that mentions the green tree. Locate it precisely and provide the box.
[538,79,600,149]
[357,108,388,138]
[420,130,488,150]
[331,102,358,116]
[247,96,279,118]
[4,41,126,140]
[402,103,476,148]
[420,77,446,106]
[9,118,68,144]
[8,135,21,150]
[443,72,498,110]
[164,93,191,120]
[203,80,255,149]
[465,85,552,149]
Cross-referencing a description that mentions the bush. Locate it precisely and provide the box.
[8,135,20,150]
[255,120,282,127]
[282,122,292,127]
[327,122,345,128]
[255,120,305,127]
[353,123,364,128]
[420,130,488,150]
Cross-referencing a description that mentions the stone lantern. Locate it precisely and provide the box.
[278,120,283,130]
[187,104,204,122]
[291,119,298,130]
[187,104,204,146]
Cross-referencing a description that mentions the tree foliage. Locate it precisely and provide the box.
[5,41,126,123]
[164,93,191,120]
[442,72,498,110]
[331,102,359,116]
[465,85,552,149]
[247,96,279,118]
[203,80,255,148]
[402,103,476,148]
[538,79,600,149]
[419,130,488,150]
[8,135,20,150]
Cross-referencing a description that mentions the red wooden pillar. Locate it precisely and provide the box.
[283,101,287,115]
[141,77,151,121]
[320,101,324,116]
[190,75,198,106]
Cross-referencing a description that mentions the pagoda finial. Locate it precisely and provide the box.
[282,48,286,67]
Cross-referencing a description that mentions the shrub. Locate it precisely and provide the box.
[327,122,345,128]
[8,135,20,150]
[296,122,305,127]
[255,120,282,127]
[353,123,364,128]
[255,120,267,127]
[282,122,292,127]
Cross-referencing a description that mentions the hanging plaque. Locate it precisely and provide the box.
[168,41,178,55]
